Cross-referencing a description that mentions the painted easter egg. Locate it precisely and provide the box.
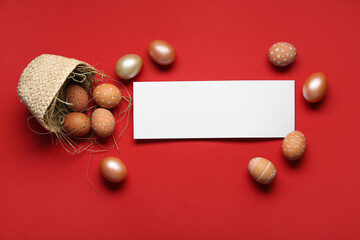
[91,108,116,137]
[268,42,297,67]
[248,157,277,184]
[65,84,88,111]
[93,83,121,109]
[282,130,307,161]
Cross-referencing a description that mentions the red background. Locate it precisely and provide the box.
[1,0,360,239]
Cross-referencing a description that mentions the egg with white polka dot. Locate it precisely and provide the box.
[248,157,277,184]
[268,42,297,67]
[282,130,307,161]
[91,108,116,137]
[93,83,121,109]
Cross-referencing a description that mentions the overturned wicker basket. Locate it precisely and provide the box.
[17,54,99,133]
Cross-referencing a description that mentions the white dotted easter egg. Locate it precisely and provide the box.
[268,42,297,67]
[282,131,307,161]
[248,157,277,184]
[91,108,116,137]
[93,83,121,109]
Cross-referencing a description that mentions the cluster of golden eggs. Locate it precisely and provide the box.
[115,40,176,80]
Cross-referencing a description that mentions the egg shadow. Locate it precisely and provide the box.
[148,54,176,72]
[266,56,296,73]
[303,97,326,110]
[116,67,144,86]
[248,174,276,193]
[285,152,307,169]
[93,133,114,145]
[102,178,128,191]
[135,137,280,145]
[155,63,175,71]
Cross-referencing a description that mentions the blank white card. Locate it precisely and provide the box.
[133,81,294,139]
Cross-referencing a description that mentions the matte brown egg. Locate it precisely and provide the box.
[148,40,176,65]
[303,72,328,103]
[100,156,127,183]
[63,112,91,137]
[65,84,88,111]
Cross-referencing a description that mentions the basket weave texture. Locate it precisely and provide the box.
[17,54,91,131]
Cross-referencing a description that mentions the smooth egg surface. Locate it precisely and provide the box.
[63,112,91,137]
[115,54,142,79]
[148,40,176,65]
[268,42,297,67]
[303,72,328,103]
[100,156,127,183]
[248,157,277,184]
[91,108,115,137]
[65,84,88,112]
[93,83,121,109]
[282,131,307,161]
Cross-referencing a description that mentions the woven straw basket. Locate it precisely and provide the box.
[17,54,92,132]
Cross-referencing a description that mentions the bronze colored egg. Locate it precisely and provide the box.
[303,72,328,103]
[100,156,127,183]
[148,40,176,65]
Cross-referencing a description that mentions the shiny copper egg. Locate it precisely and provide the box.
[100,156,127,183]
[148,40,176,65]
[303,72,328,103]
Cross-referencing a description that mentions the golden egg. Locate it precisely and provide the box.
[115,54,142,80]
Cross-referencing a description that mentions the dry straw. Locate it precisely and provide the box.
[17,54,132,154]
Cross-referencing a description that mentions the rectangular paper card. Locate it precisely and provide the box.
[133,80,294,139]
